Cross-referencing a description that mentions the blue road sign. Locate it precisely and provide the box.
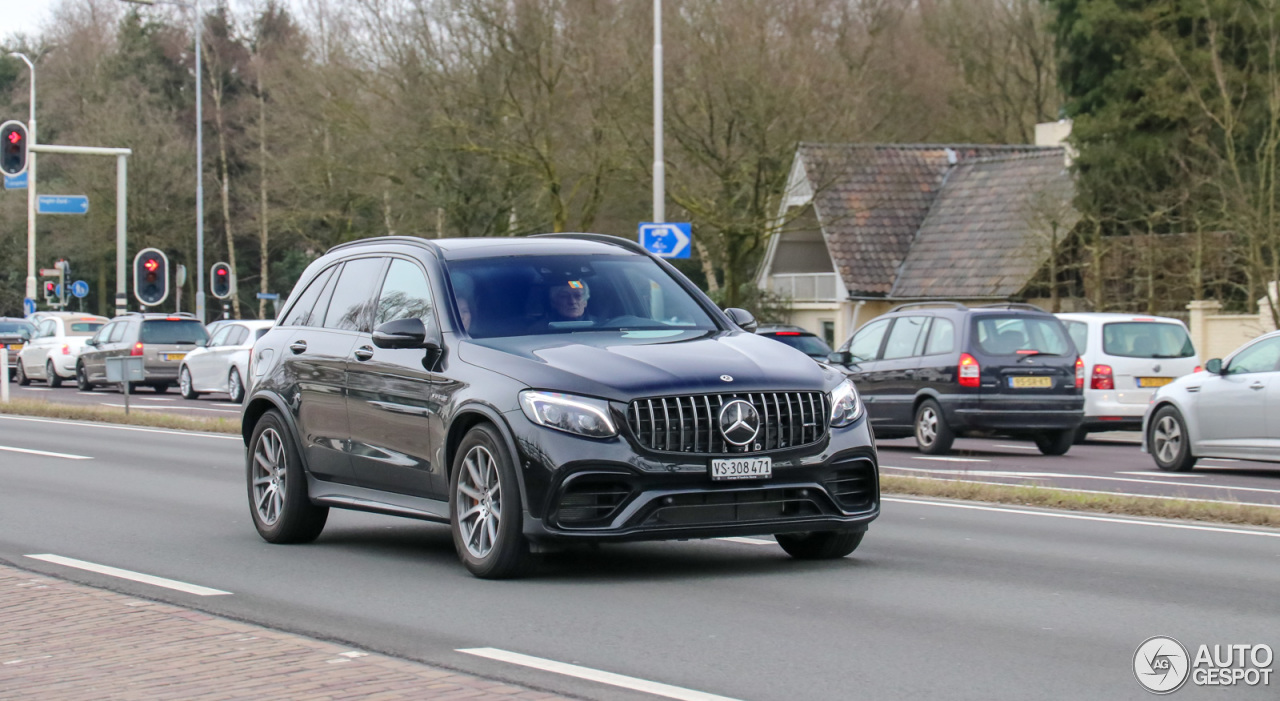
[55,284,63,298]
[71,280,89,299]
[37,195,90,215]
[639,222,692,259]
[22,298,36,316]
[255,292,280,300]
[5,172,28,190]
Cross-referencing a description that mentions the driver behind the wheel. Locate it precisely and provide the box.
[546,279,592,323]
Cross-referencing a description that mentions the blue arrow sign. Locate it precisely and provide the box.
[37,195,90,215]
[5,172,27,190]
[71,280,89,299]
[23,298,36,316]
[639,222,692,259]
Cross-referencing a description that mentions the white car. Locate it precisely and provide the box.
[1143,330,1280,470]
[14,313,110,387]
[1057,313,1200,439]
[179,319,274,402]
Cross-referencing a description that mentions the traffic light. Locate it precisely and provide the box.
[0,120,29,176]
[210,262,233,299]
[133,248,169,307]
[43,280,56,302]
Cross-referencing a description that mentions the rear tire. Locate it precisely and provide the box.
[46,361,63,388]
[1072,426,1088,445]
[152,383,169,394]
[914,400,955,455]
[227,368,245,403]
[450,424,533,579]
[1149,406,1197,472]
[776,530,865,559]
[247,410,328,543]
[15,362,30,386]
[1035,429,1074,456]
[75,362,94,392]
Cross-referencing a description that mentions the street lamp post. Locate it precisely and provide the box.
[9,52,37,302]
[120,0,205,322]
[653,0,664,224]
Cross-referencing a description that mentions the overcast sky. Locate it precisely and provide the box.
[2,0,58,40]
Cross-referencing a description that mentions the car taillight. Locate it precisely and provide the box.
[131,342,144,356]
[958,353,980,387]
[1075,357,1084,389]
[1091,364,1114,390]
[61,344,70,355]
[1194,365,1201,373]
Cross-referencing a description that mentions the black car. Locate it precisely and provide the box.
[756,324,833,361]
[1,317,36,379]
[828,302,1083,456]
[243,234,879,578]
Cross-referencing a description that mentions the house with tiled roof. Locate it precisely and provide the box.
[757,127,1078,348]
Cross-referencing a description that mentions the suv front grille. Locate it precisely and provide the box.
[627,392,828,454]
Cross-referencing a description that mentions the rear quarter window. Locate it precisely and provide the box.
[140,320,209,345]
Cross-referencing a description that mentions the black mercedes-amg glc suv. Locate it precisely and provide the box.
[242,234,879,577]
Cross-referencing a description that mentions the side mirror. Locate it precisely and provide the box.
[85,339,98,347]
[1204,358,1224,375]
[724,308,758,333]
[827,350,853,366]
[372,317,439,350]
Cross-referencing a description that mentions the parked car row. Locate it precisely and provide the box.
[7,310,272,404]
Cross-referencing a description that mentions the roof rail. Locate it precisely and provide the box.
[327,235,439,255]
[530,232,650,256]
[974,302,1047,312]
[887,301,968,313]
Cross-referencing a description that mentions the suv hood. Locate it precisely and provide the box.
[460,330,837,400]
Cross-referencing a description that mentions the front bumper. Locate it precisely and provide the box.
[505,409,880,543]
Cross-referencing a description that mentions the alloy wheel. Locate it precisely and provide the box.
[252,427,288,526]
[917,407,938,446]
[456,445,502,559]
[1153,415,1182,464]
[180,368,192,397]
[228,369,243,402]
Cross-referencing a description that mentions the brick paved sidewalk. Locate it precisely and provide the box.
[0,564,568,700]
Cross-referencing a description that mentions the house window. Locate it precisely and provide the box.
[821,320,835,347]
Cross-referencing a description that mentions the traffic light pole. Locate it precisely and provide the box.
[9,52,37,301]
[28,144,132,316]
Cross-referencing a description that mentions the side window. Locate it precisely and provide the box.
[109,322,128,343]
[375,259,435,327]
[923,318,956,355]
[207,327,233,347]
[39,320,57,338]
[325,258,386,332]
[847,318,891,362]
[281,266,336,328]
[1226,337,1280,375]
[228,326,250,346]
[1065,321,1088,355]
[882,316,929,360]
[92,323,114,344]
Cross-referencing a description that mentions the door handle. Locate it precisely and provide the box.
[353,346,374,362]
[904,370,915,377]
[289,341,307,354]
[1250,382,1265,390]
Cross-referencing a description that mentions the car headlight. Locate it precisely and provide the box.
[519,390,617,438]
[829,379,863,428]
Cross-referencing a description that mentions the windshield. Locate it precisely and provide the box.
[140,320,210,345]
[973,315,1073,356]
[446,254,717,339]
[0,322,34,339]
[766,332,832,357]
[1102,322,1194,358]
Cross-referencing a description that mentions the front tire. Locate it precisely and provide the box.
[227,368,245,403]
[776,530,865,559]
[152,383,169,394]
[1149,406,1197,472]
[75,362,94,392]
[914,400,955,455]
[179,367,200,400]
[450,424,533,579]
[46,361,63,388]
[1035,429,1074,456]
[15,362,30,386]
[247,410,328,543]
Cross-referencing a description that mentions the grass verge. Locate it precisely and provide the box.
[882,474,1280,529]
[0,398,239,435]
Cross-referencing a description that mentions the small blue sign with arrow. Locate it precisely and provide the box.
[5,172,28,190]
[71,280,90,299]
[639,222,692,259]
[23,298,36,316]
[37,195,90,215]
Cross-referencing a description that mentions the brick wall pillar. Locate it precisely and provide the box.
[1186,300,1221,359]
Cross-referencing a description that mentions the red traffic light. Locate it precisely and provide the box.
[217,268,228,276]
[6,131,21,145]
[1,120,29,176]
[144,258,160,272]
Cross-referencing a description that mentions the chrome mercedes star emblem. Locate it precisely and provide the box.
[720,375,733,382]
[718,399,761,446]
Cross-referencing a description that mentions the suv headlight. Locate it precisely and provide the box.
[829,379,863,428]
[520,390,617,438]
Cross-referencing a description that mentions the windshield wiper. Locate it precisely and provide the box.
[1016,351,1061,362]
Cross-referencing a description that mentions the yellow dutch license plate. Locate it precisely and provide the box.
[8,344,22,352]
[1010,376,1053,389]
[1137,377,1173,388]
[164,353,186,362]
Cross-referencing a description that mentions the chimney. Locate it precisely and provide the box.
[1035,119,1075,168]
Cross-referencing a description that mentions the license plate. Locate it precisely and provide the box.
[164,353,186,362]
[710,457,772,481]
[1137,377,1173,388]
[7,344,21,351]
[1009,376,1053,389]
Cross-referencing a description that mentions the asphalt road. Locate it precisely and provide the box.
[1,414,1277,700]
